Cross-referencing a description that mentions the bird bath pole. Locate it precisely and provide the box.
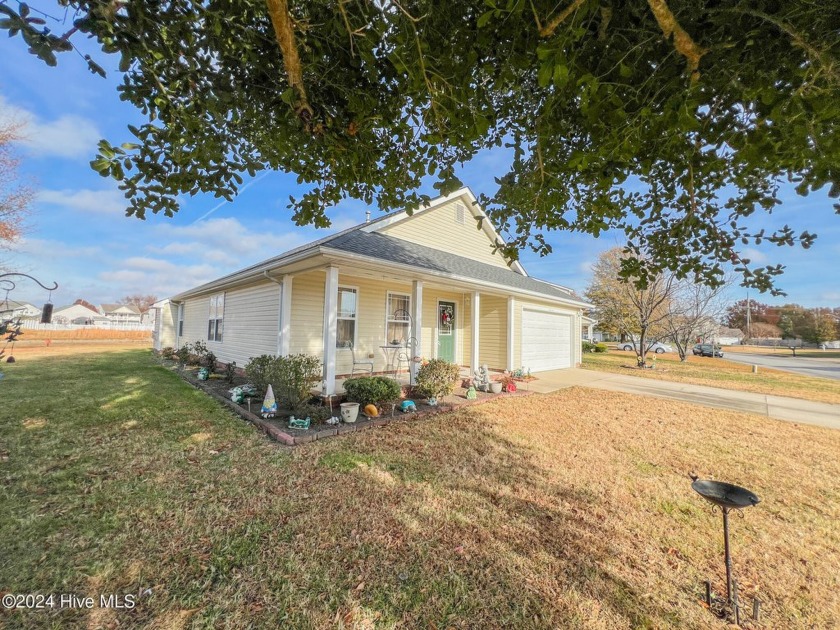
[691,479,760,621]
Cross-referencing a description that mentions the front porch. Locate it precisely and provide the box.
[280,264,520,396]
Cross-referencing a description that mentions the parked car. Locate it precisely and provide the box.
[620,342,673,354]
[693,343,724,357]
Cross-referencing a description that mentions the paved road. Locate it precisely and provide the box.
[528,368,840,430]
[722,352,840,380]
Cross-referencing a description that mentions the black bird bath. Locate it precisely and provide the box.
[692,479,760,618]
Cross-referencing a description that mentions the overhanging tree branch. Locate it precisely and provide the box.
[646,0,708,81]
[265,0,313,121]
[538,0,587,38]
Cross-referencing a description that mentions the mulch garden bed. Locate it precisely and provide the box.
[161,359,535,446]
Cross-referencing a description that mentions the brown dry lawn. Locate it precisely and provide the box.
[724,345,840,359]
[2,350,838,628]
[583,351,840,405]
[18,327,152,341]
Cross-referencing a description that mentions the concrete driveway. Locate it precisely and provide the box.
[722,352,840,380]
[527,368,840,431]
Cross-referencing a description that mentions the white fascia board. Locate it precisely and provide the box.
[320,247,592,310]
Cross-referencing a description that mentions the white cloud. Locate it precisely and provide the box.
[0,95,101,159]
[740,247,768,264]
[37,188,127,215]
[8,236,101,259]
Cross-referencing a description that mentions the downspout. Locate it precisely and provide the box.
[264,271,284,356]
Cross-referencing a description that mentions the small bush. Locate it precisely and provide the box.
[295,403,331,424]
[245,355,274,395]
[343,376,402,408]
[223,361,237,384]
[175,343,193,366]
[272,354,322,412]
[415,359,460,399]
[594,343,608,353]
[160,346,176,360]
[203,351,217,371]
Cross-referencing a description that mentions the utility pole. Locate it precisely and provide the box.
[746,291,751,341]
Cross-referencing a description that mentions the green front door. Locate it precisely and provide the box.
[437,301,456,362]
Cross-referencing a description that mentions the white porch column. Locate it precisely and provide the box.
[507,297,515,371]
[471,291,480,373]
[411,280,423,380]
[278,275,293,356]
[322,267,339,395]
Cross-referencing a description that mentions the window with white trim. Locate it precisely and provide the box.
[207,293,224,342]
[336,286,357,347]
[386,292,411,345]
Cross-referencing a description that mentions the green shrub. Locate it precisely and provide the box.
[582,340,597,353]
[415,359,460,399]
[245,355,274,395]
[272,354,322,413]
[202,351,217,371]
[223,361,237,384]
[295,403,331,424]
[175,343,193,366]
[343,376,402,408]
[594,343,608,353]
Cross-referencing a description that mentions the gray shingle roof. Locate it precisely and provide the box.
[324,231,581,303]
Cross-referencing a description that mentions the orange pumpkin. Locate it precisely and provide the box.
[364,404,379,417]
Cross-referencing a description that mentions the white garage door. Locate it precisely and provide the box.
[521,309,572,372]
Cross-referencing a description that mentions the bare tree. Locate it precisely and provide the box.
[118,294,158,314]
[585,248,677,367]
[0,118,32,251]
[662,280,729,361]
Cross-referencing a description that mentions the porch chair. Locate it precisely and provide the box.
[347,342,374,376]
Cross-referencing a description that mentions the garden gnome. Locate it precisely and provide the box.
[261,384,277,418]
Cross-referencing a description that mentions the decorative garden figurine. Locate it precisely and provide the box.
[198,367,210,380]
[261,384,277,418]
[288,415,310,430]
[326,416,340,425]
[427,397,438,406]
[466,386,477,400]
[473,364,491,392]
[399,400,417,413]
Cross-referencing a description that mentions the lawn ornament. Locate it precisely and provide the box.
[229,384,258,404]
[364,403,379,417]
[198,367,210,380]
[288,416,310,430]
[427,397,438,406]
[465,386,477,400]
[504,380,516,393]
[261,384,277,418]
[399,400,417,413]
[473,364,490,392]
[326,416,340,425]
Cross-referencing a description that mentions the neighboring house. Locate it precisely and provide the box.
[100,303,143,324]
[52,303,107,325]
[716,326,744,346]
[159,188,591,395]
[0,300,41,320]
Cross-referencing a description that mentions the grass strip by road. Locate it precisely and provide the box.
[583,351,840,405]
[1,350,838,628]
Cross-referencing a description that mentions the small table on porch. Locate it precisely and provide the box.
[379,344,405,376]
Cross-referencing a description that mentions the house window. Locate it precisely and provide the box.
[177,303,184,337]
[336,287,357,347]
[207,293,224,342]
[455,203,466,224]
[386,292,411,345]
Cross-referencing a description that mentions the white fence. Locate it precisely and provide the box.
[20,321,153,332]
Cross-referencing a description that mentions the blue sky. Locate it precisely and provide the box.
[1,30,838,310]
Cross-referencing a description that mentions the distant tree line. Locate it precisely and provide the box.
[724,300,839,344]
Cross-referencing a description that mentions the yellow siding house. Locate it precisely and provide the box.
[156,188,591,394]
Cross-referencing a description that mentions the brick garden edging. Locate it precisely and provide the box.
[174,365,535,446]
